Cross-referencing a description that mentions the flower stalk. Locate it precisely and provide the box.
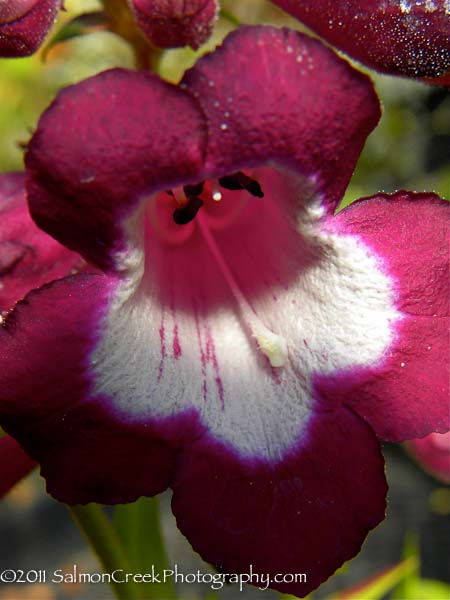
[101,0,162,71]
[114,497,176,599]
[69,504,141,600]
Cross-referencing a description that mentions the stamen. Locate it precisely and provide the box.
[197,214,287,368]
[184,181,204,197]
[218,173,243,191]
[218,171,264,198]
[173,196,204,225]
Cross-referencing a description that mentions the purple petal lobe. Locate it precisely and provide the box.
[172,405,387,597]
[317,191,449,441]
[0,172,81,311]
[183,26,381,214]
[26,68,208,271]
[0,274,204,503]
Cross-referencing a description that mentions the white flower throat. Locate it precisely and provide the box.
[148,173,288,368]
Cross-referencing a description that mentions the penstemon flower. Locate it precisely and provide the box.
[406,432,450,484]
[0,0,61,57]
[128,0,219,50]
[271,0,450,81]
[0,26,448,596]
[0,171,82,496]
[0,172,82,311]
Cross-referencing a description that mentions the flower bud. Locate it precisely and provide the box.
[0,0,60,57]
[129,0,218,50]
[271,0,450,80]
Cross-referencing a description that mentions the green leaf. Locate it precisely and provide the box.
[219,8,241,26]
[401,578,450,599]
[329,556,418,600]
[392,534,449,600]
[42,12,108,60]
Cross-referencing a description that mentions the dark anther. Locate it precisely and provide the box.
[166,190,174,197]
[184,181,204,197]
[173,196,204,225]
[218,171,264,198]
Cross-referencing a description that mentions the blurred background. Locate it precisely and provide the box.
[0,1,449,599]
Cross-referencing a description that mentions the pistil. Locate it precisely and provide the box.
[197,213,288,368]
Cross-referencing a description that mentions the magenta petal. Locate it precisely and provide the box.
[0,274,204,503]
[0,435,36,497]
[317,191,449,441]
[0,172,81,311]
[406,432,450,484]
[172,405,387,597]
[130,0,218,50]
[26,69,207,271]
[182,26,380,214]
[271,0,450,80]
[0,0,59,57]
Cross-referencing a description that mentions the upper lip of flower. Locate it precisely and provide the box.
[24,26,382,273]
[0,24,448,598]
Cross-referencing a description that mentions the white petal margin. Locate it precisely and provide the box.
[89,168,401,462]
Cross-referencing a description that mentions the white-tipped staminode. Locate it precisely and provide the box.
[250,322,288,368]
[197,214,288,368]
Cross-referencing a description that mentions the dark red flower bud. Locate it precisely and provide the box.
[272,0,450,80]
[406,432,450,484]
[129,0,218,50]
[0,0,61,57]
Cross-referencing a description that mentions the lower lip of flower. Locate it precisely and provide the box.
[146,172,289,368]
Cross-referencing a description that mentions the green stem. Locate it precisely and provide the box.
[69,504,141,600]
[140,497,172,577]
[219,8,241,26]
[114,497,176,599]
[101,0,162,72]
